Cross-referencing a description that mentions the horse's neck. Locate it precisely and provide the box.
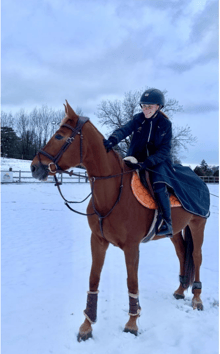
[83,123,123,210]
[83,123,122,178]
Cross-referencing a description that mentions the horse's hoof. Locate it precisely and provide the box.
[77,331,93,342]
[173,293,185,300]
[123,327,138,336]
[192,302,204,311]
[197,303,204,311]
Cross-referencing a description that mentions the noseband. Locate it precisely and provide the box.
[37,116,89,173]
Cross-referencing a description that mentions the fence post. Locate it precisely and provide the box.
[61,173,63,185]
[19,170,21,183]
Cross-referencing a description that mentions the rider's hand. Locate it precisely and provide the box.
[103,137,118,153]
[124,160,143,170]
[124,159,151,170]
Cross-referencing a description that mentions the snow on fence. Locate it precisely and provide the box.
[1,170,89,183]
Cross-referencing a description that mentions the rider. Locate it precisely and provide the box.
[103,88,173,237]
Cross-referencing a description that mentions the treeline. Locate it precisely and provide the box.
[193,160,219,177]
[1,91,218,177]
[1,106,65,160]
[1,89,194,162]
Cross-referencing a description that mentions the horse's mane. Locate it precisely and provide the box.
[60,115,105,141]
[89,120,104,140]
[88,120,125,168]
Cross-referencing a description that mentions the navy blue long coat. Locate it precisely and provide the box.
[110,111,210,218]
[111,111,172,166]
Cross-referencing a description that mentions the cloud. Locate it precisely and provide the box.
[1,0,218,165]
[189,0,218,44]
[183,103,219,115]
[165,0,218,73]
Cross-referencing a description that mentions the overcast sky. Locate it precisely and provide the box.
[2,0,219,166]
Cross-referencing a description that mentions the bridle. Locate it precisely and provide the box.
[37,116,90,174]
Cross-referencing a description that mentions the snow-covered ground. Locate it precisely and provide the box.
[1,158,219,354]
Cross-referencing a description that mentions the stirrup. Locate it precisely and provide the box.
[156,220,173,238]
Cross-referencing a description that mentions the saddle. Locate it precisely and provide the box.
[132,170,181,210]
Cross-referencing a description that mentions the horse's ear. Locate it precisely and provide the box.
[65,100,79,120]
[63,103,68,115]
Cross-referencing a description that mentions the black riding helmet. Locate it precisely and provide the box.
[139,88,165,108]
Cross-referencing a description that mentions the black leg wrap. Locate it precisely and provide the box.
[192,281,202,293]
[179,275,189,289]
[128,293,141,316]
[83,291,98,324]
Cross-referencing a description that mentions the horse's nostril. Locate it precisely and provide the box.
[31,165,36,173]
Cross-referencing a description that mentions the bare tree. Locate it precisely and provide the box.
[1,111,14,129]
[171,125,197,163]
[1,104,83,160]
[96,89,195,162]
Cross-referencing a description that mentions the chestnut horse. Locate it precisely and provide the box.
[31,101,207,341]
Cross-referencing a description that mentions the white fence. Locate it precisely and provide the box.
[1,170,219,184]
[1,170,89,183]
[199,176,219,184]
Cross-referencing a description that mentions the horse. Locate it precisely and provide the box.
[31,101,207,341]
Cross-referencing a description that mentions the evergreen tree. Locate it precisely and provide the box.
[194,166,205,176]
[1,126,21,158]
[200,159,213,176]
[213,169,219,177]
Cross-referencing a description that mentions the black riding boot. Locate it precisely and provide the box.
[154,185,173,238]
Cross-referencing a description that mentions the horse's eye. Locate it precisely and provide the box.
[55,134,63,140]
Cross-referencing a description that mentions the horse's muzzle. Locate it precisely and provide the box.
[31,163,49,181]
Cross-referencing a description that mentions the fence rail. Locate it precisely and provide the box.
[199,176,219,184]
[1,170,89,183]
[1,170,219,184]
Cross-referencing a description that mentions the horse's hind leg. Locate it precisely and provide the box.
[171,231,187,299]
[77,233,109,342]
[189,216,206,310]
[123,244,141,336]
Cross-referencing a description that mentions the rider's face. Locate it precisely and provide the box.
[141,104,159,119]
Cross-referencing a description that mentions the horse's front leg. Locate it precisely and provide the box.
[77,233,109,342]
[123,244,141,336]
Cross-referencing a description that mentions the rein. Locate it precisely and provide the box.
[54,153,132,239]
[36,115,134,239]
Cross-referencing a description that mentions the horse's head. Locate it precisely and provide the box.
[31,101,88,180]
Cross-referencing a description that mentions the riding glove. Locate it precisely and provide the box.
[139,158,153,170]
[124,159,152,171]
[124,160,143,170]
[103,136,118,153]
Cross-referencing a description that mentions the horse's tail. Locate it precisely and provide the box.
[183,225,195,288]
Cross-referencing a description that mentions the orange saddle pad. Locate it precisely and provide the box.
[131,172,181,209]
